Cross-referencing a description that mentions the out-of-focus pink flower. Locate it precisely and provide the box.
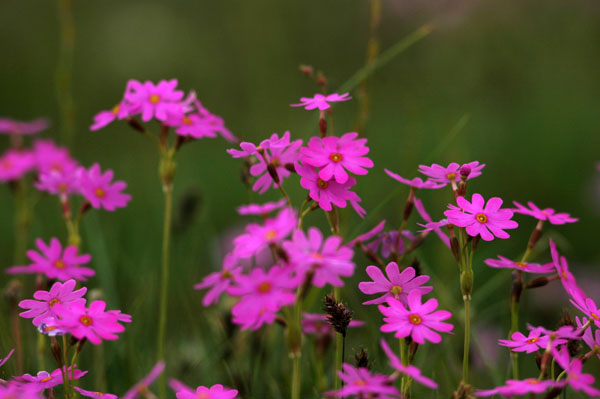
[359,263,432,306]
[380,339,438,389]
[0,348,14,368]
[324,363,400,398]
[301,313,364,336]
[498,328,556,353]
[485,255,554,273]
[346,220,386,247]
[80,163,131,211]
[364,230,415,259]
[513,201,578,225]
[418,161,485,185]
[194,254,242,306]
[0,117,49,135]
[549,238,585,299]
[297,164,366,218]
[301,132,373,184]
[122,361,165,399]
[6,238,94,281]
[90,102,130,131]
[475,378,557,397]
[74,387,118,399]
[125,79,185,122]
[18,279,87,327]
[35,168,83,198]
[290,92,351,111]
[283,227,355,287]
[15,366,87,391]
[379,290,453,344]
[531,325,582,342]
[232,207,296,258]
[0,380,43,399]
[0,149,36,182]
[237,199,287,216]
[384,169,445,189]
[577,316,600,360]
[33,139,79,175]
[414,198,450,248]
[175,384,239,399]
[553,346,600,396]
[444,193,518,241]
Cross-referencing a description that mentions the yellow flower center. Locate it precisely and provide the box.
[561,270,569,281]
[112,104,120,115]
[409,314,422,325]
[271,157,281,167]
[149,94,161,104]
[526,379,539,385]
[329,152,343,163]
[58,183,68,192]
[257,282,272,294]
[43,325,57,333]
[354,380,368,386]
[198,393,210,399]
[41,376,52,382]
[592,312,600,321]
[182,116,193,125]
[80,315,93,326]
[95,187,106,198]
[49,298,61,307]
[317,179,329,189]
[264,229,277,240]
[390,285,403,296]
[221,270,233,280]
[476,213,488,223]
[446,172,457,181]
[526,338,538,344]
[54,260,66,269]
[515,262,527,268]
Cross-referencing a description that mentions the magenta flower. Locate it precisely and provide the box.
[18,279,87,327]
[232,207,296,258]
[379,290,453,344]
[228,266,296,330]
[297,164,366,218]
[301,132,373,184]
[194,254,242,306]
[549,238,584,298]
[485,255,554,273]
[237,199,287,216]
[283,228,355,287]
[0,348,14,368]
[0,381,43,399]
[227,132,291,158]
[0,117,48,135]
[577,317,600,360]
[53,300,131,345]
[74,387,118,399]
[176,384,239,399]
[513,201,578,224]
[347,220,386,247]
[364,230,415,259]
[15,366,87,391]
[553,346,600,396]
[122,361,165,399]
[475,378,557,397]
[414,197,450,248]
[325,363,400,398]
[444,193,518,241]
[290,92,351,110]
[302,313,364,336]
[380,339,438,389]
[384,169,445,189]
[498,328,554,353]
[170,96,236,142]
[90,102,130,131]
[33,139,79,175]
[249,132,302,193]
[80,163,131,211]
[418,161,485,185]
[6,238,94,281]
[0,149,36,182]
[359,263,432,306]
[124,79,185,122]
[531,324,582,342]
[35,168,83,198]
[570,292,600,329]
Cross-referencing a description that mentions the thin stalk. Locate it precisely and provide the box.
[14,178,31,264]
[399,339,408,393]
[291,353,301,399]
[333,286,343,390]
[509,245,533,378]
[290,292,303,399]
[462,296,471,383]
[62,335,71,399]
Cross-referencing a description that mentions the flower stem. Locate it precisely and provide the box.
[462,295,471,383]
[62,335,71,399]
[289,293,303,399]
[333,286,343,390]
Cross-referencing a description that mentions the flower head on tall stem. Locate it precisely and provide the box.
[290,92,351,110]
[124,79,185,122]
[232,207,296,258]
[380,339,438,388]
[35,167,83,198]
[418,161,485,185]
[33,139,79,175]
[18,279,87,327]
[359,262,432,305]
[513,201,578,224]
[498,327,558,353]
[227,132,292,158]
[324,363,400,398]
[485,255,555,273]
[79,163,131,211]
[122,361,166,399]
[15,366,88,391]
[90,102,131,131]
[169,96,236,142]
[175,384,239,399]
[194,254,242,306]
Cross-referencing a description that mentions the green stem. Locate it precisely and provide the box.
[399,339,407,393]
[14,178,31,264]
[462,296,471,383]
[62,335,71,399]
[333,286,342,390]
[289,294,303,399]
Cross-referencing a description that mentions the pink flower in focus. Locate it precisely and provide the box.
[53,300,131,345]
[90,102,130,131]
[570,292,600,329]
[237,199,287,216]
[384,169,445,189]
[227,132,290,158]
[0,117,48,135]
[80,163,131,211]
[379,290,453,344]
[170,96,236,142]
[414,197,450,248]
[249,132,302,193]
[531,325,582,342]
[498,328,554,353]
[577,317,600,360]
[553,346,600,396]
[325,363,400,398]
[74,387,118,399]
[485,255,554,273]
[380,339,438,389]
[15,366,87,391]
[418,161,485,185]
[359,263,432,306]
[18,279,87,327]
[125,79,185,122]
[301,132,373,184]
[232,207,296,258]
[475,379,557,397]
[283,228,355,287]
[0,150,36,182]
[513,201,578,224]
[228,266,296,330]
[290,92,351,111]
[444,193,518,241]
[6,238,94,281]
[297,164,366,218]
[0,348,14,368]
[302,313,364,336]
[176,384,239,399]
[122,361,165,399]
[194,254,242,306]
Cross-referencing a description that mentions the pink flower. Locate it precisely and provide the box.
[290,92,351,110]
[475,379,557,397]
[80,163,131,211]
[15,366,87,391]
[232,207,296,258]
[0,380,43,399]
[297,164,366,218]
[513,201,578,224]
[122,361,165,399]
[228,266,296,330]
[484,255,554,273]
[549,238,584,298]
[532,325,582,342]
[418,161,485,185]
[227,132,290,158]
[175,384,239,399]
[6,238,94,281]
[302,313,364,336]
[444,193,518,241]
[384,169,445,189]
[570,292,600,329]
[379,290,453,344]
[90,102,130,131]
[301,132,373,184]
[359,263,432,306]
[283,228,355,287]
[498,328,555,353]
[33,139,79,175]
[414,198,450,248]
[0,117,48,135]
[553,346,600,396]
[53,300,131,345]
[0,149,36,182]
[577,317,600,360]
[346,220,386,247]
[18,279,87,327]
[0,348,14,368]
[170,96,236,142]
[237,199,287,216]
[364,230,415,258]
[194,254,242,306]
[325,363,400,399]
[380,339,438,389]
[74,387,118,399]
[124,79,185,122]
[35,167,83,198]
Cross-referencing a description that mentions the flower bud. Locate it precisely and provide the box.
[460,164,471,180]
[299,64,314,77]
[460,269,474,298]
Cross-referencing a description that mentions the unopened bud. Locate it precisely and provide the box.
[285,163,297,173]
[50,337,63,367]
[450,237,461,262]
[457,181,467,197]
[525,277,550,289]
[460,269,474,297]
[316,72,327,87]
[299,64,314,77]
[355,349,370,369]
[126,118,145,133]
[528,221,544,250]
[460,164,471,180]
[3,280,22,306]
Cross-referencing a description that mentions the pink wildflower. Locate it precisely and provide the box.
[414,197,450,248]
[74,387,118,399]
[170,96,236,141]
[6,238,94,281]
[549,238,584,298]
[384,169,445,189]
[325,363,400,398]
[176,385,239,399]
[379,290,453,344]
[227,132,291,158]
[122,361,165,399]
[359,262,432,306]
[498,328,554,353]
[302,313,364,336]
[18,279,87,327]
[0,381,43,399]
[347,220,386,247]
[80,163,131,211]
[35,167,83,198]
[418,161,485,185]
[577,317,600,360]
[33,139,79,175]
[124,79,185,122]
[364,230,415,258]
[290,92,351,110]
[513,201,578,224]
[237,199,287,216]
[283,228,355,287]
[570,292,600,329]
[53,300,131,345]
[553,346,600,396]
[475,379,557,397]
[532,325,582,342]
[15,366,87,391]
[228,266,296,330]
[297,164,366,218]
[485,255,554,273]
[0,149,35,182]
[0,348,14,368]
[380,339,438,389]
[90,102,130,131]
[444,193,518,241]
[0,117,48,135]
[301,132,373,184]
[194,254,242,306]
[232,207,296,258]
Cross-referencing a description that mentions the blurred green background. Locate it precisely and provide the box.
[1,0,600,397]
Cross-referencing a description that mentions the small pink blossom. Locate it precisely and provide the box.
[513,201,578,224]
[0,117,48,135]
[35,168,83,198]
[237,199,287,216]
[232,207,296,258]
[194,254,242,306]
[33,139,79,175]
[176,384,239,399]
[90,102,130,131]
[553,346,600,396]
[379,290,453,344]
[122,361,165,399]
[290,92,351,111]
[577,317,600,360]
[380,339,438,389]
[15,366,87,391]
[170,96,236,142]
[227,132,291,158]
[80,163,131,211]
[531,324,582,342]
[0,149,36,182]
[302,313,364,336]
[485,255,555,273]
[301,132,373,184]
[325,363,400,398]
[549,238,584,298]
[475,378,557,397]
[384,169,445,189]
[18,279,87,327]
[359,262,432,306]
[74,387,118,399]
[364,230,415,258]
[570,291,600,329]
[125,79,185,122]
[444,193,518,241]
[498,328,555,353]
[0,380,43,399]
[418,161,485,185]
